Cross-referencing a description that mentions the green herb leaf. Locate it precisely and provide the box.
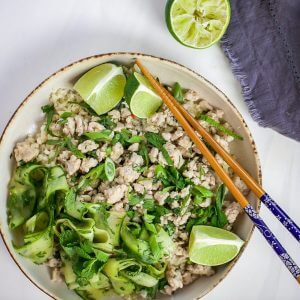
[145,132,166,149]
[41,104,55,133]
[143,198,155,210]
[192,185,214,198]
[65,137,85,158]
[57,112,74,124]
[127,135,145,144]
[84,130,112,142]
[160,147,173,166]
[198,114,243,140]
[172,82,184,103]
[211,184,228,228]
[128,193,143,206]
[138,144,149,167]
[149,234,162,260]
[98,115,117,130]
[164,221,176,236]
[46,139,65,146]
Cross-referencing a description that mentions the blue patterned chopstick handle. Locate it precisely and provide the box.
[244,204,300,282]
[261,193,300,243]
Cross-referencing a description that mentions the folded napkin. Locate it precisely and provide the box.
[221,0,300,141]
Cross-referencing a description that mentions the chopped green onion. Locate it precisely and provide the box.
[198,114,243,140]
[104,158,115,182]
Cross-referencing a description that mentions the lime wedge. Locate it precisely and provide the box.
[189,225,244,266]
[165,0,231,49]
[74,63,126,115]
[125,72,162,118]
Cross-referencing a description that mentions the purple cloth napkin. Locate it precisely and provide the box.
[220,0,300,141]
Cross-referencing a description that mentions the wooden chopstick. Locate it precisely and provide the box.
[135,59,300,284]
[163,88,300,244]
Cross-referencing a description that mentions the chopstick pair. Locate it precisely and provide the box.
[135,59,300,284]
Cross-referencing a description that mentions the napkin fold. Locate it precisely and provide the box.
[221,0,300,141]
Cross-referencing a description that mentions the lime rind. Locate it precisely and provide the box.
[165,0,231,49]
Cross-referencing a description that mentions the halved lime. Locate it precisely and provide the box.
[74,63,126,115]
[165,0,231,49]
[189,225,244,266]
[125,72,162,118]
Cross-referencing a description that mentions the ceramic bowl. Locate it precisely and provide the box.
[0,52,261,300]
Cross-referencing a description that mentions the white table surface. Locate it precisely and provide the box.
[0,0,299,299]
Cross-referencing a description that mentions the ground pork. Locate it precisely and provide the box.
[14,138,39,163]
[104,184,127,204]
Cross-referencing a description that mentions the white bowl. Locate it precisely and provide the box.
[0,53,261,300]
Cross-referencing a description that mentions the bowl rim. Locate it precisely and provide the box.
[0,52,262,300]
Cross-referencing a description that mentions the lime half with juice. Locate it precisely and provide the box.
[189,225,244,266]
[165,0,231,49]
[125,72,162,118]
[74,63,126,115]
